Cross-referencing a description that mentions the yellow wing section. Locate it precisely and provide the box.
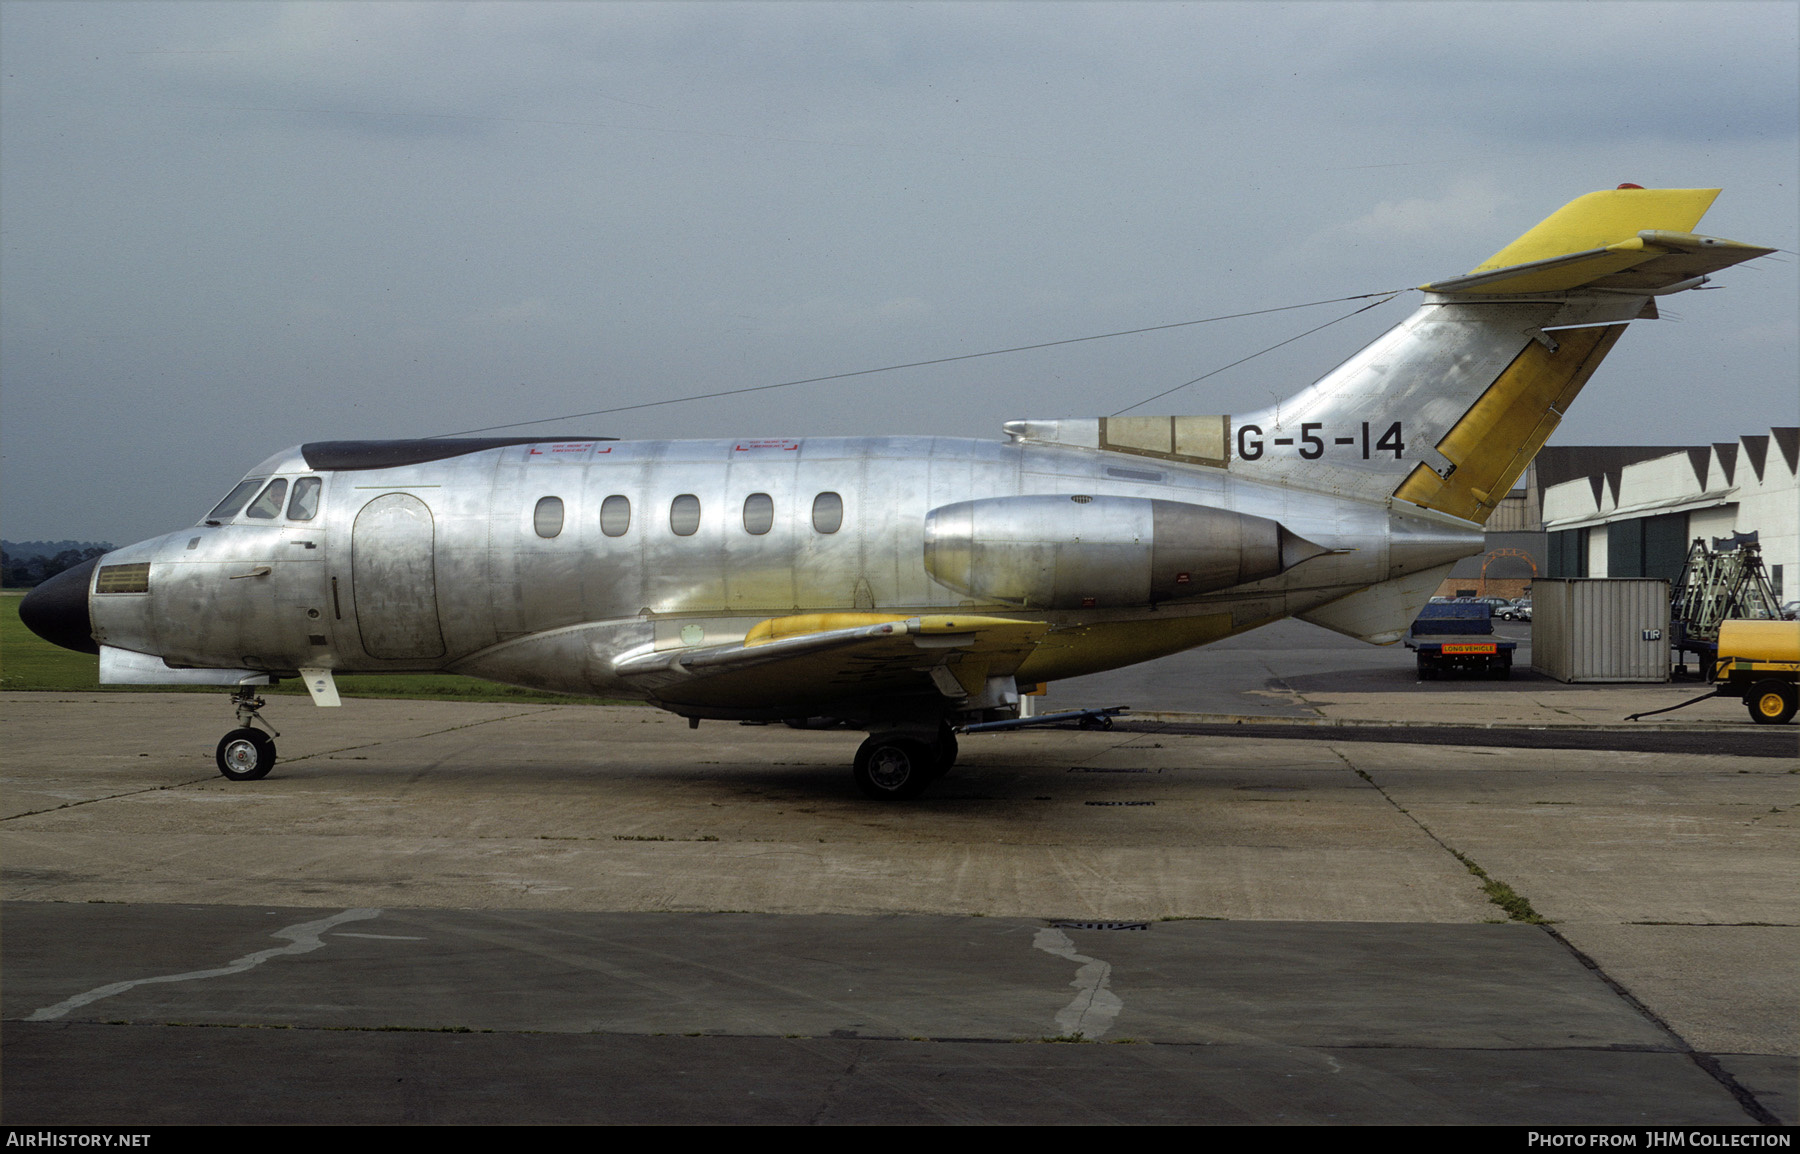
[614,613,1050,711]
[1421,188,1772,296]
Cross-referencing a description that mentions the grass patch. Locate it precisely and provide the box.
[1449,847,1548,924]
[0,593,640,705]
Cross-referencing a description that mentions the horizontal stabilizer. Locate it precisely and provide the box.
[1422,188,1772,296]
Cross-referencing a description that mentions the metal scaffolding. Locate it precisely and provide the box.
[1669,535,1782,673]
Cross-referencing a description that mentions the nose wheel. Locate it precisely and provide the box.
[216,687,280,781]
[217,728,276,780]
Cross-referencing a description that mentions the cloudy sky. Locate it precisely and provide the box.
[3,0,1795,546]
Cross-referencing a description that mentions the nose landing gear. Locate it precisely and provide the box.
[216,686,281,781]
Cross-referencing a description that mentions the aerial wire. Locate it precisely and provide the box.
[435,288,1411,438]
[1109,289,1408,416]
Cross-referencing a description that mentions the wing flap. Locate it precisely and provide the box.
[614,613,1051,711]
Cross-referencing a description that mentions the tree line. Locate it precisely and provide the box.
[1,544,114,589]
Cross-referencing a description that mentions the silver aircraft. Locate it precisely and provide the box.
[21,186,1772,798]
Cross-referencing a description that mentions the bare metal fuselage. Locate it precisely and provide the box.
[89,432,1480,719]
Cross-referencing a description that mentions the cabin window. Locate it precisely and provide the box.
[287,476,322,521]
[743,492,774,535]
[601,493,630,532]
[601,495,631,537]
[245,478,288,520]
[812,491,843,534]
[534,496,565,539]
[670,494,701,536]
[205,478,265,523]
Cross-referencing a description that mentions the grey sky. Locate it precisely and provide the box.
[3,0,1795,546]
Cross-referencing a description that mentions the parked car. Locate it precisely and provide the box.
[1497,599,1533,622]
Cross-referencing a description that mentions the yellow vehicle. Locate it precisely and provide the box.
[1714,620,1800,725]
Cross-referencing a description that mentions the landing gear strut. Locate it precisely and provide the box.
[216,686,280,781]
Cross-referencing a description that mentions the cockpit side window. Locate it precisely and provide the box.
[245,479,288,519]
[205,478,266,523]
[287,476,322,521]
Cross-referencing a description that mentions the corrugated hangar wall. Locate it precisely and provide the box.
[1535,429,1799,603]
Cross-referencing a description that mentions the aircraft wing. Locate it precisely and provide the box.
[612,613,1051,712]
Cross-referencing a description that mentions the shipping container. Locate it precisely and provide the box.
[1531,579,1671,683]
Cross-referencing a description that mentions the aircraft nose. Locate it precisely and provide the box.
[18,556,100,655]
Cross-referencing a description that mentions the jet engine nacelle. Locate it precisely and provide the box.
[922,494,1328,609]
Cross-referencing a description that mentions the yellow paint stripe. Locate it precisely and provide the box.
[742,611,1043,647]
[1394,324,1626,523]
[743,612,907,646]
[1014,614,1234,684]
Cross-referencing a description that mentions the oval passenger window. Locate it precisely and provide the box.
[812,491,843,534]
[600,494,631,537]
[670,494,701,536]
[534,496,565,539]
[743,492,774,535]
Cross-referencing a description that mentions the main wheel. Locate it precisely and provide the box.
[928,726,959,781]
[853,736,933,800]
[216,728,276,781]
[1745,680,1797,725]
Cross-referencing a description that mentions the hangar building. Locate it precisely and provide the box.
[1428,431,1799,604]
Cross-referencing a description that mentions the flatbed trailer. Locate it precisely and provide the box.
[1405,602,1517,680]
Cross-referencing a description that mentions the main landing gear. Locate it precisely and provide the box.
[216,686,281,781]
[852,722,958,801]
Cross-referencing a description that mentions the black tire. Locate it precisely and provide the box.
[1745,680,1797,725]
[930,726,959,779]
[853,736,933,800]
[216,728,276,781]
